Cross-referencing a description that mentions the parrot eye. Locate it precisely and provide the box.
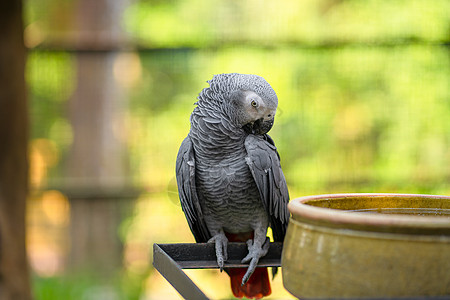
[251,100,258,107]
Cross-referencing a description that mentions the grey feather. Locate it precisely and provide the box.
[245,134,290,241]
[176,137,211,242]
[176,73,289,261]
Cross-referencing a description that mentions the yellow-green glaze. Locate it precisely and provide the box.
[282,193,450,299]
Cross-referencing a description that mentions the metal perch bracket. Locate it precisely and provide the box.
[153,242,283,300]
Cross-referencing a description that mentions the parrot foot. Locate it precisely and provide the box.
[240,237,270,285]
[208,233,228,272]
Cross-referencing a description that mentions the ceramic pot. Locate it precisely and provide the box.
[282,193,450,299]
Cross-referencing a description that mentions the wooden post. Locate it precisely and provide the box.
[66,0,129,274]
[0,0,32,299]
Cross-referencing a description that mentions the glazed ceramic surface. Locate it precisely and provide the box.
[281,193,450,299]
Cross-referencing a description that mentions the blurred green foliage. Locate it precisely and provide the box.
[123,0,450,46]
[33,271,148,300]
[25,0,449,298]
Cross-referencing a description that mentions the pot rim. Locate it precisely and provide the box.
[288,193,450,231]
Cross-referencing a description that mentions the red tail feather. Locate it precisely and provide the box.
[228,267,271,299]
[224,231,271,299]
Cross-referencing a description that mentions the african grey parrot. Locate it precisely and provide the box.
[176,73,289,299]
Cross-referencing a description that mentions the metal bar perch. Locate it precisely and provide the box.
[153,242,283,299]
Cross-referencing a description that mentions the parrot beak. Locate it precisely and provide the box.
[243,117,274,135]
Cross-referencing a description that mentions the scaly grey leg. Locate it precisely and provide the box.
[207,231,228,271]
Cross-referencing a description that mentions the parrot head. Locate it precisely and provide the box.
[205,73,278,135]
[232,89,277,135]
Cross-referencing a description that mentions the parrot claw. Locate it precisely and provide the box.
[208,232,228,271]
[240,237,271,285]
[241,257,259,285]
[241,237,270,263]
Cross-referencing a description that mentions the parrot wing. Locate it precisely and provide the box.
[244,134,290,242]
[176,136,211,242]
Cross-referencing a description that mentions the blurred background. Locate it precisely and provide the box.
[24,0,449,299]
